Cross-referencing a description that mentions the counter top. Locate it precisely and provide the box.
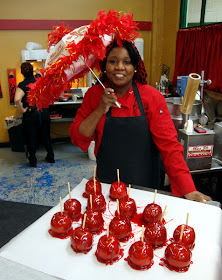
[190,157,222,174]
[1,179,221,280]
[53,100,82,105]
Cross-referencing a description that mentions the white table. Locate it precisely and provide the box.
[1,179,221,280]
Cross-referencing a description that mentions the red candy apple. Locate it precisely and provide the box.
[70,226,93,253]
[86,193,106,212]
[96,234,121,264]
[164,241,192,271]
[119,196,136,220]
[173,224,195,250]
[84,179,102,198]
[50,211,72,235]
[64,198,81,220]
[143,203,162,224]
[109,216,132,241]
[144,221,167,248]
[126,240,154,270]
[109,181,127,201]
[83,210,104,234]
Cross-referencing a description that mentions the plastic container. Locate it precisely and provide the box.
[5,116,25,152]
[88,141,96,161]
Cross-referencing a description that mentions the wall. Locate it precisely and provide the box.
[150,0,180,85]
[0,0,179,143]
[162,0,180,81]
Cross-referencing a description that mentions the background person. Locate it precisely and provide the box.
[69,40,211,203]
[14,62,54,167]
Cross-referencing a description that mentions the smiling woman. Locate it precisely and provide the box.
[69,39,211,203]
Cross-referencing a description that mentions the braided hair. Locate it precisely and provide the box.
[99,40,147,85]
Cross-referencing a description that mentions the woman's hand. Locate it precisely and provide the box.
[184,191,211,203]
[22,107,28,113]
[79,87,120,138]
[98,88,119,114]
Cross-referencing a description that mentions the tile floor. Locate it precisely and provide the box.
[0,140,221,207]
[0,141,95,206]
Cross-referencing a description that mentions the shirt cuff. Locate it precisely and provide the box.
[77,131,95,152]
[169,173,197,197]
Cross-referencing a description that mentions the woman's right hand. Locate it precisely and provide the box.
[98,88,119,114]
[79,88,119,138]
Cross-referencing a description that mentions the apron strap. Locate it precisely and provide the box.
[132,80,146,117]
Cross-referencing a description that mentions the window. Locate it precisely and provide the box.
[180,0,222,28]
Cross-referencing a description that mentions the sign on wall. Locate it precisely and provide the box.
[0,82,2,98]
[7,69,16,104]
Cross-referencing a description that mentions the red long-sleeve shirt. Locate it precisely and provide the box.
[69,81,196,197]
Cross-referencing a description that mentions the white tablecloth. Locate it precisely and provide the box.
[1,179,221,280]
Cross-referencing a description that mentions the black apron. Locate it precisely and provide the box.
[96,81,161,189]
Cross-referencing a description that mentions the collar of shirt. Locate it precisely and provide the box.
[116,85,135,109]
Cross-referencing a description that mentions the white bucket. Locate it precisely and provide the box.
[88,141,96,161]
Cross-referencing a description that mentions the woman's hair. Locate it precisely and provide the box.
[99,40,147,84]
[21,62,33,78]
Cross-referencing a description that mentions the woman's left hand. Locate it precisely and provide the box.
[184,191,211,203]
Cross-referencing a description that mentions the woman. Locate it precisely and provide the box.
[69,40,210,203]
[14,62,54,167]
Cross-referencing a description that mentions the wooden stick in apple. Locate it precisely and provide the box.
[94,166,96,179]
[160,205,167,223]
[117,169,120,183]
[179,225,185,242]
[128,184,131,198]
[90,194,93,210]
[186,212,189,225]
[94,177,96,194]
[153,189,157,203]
[82,213,87,229]
[68,182,71,199]
[117,199,120,218]
[107,223,109,238]
[141,225,144,242]
[60,197,63,213]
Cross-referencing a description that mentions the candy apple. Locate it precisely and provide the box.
[127,240,154,270]
[144,221,167,248]
[84,209,104,234]
[164,241,192,271]
[64,198,81,220]
[119,196,136,220]
[142,203,162,224]
[50,212,72,235]
[70,226,93,253]
[109,181,127,201]
[96,234,121,264]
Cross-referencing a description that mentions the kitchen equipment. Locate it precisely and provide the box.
[21,49,48,62]
[71,94,78,102]
[178,128,215,170]
[180,73,201,115]
[166,97,202,130]
[213,121,222,162]
[59,94,69,102]
[198,70,212,126]
[177,76,189,96]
